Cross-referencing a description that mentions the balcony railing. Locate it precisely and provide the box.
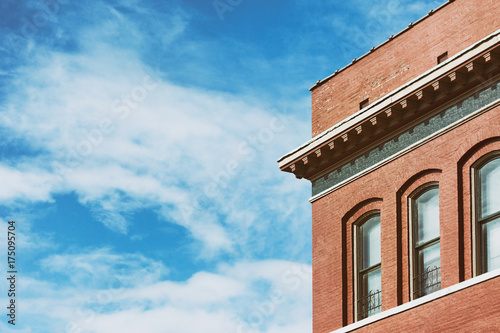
[413,266,441,299]
[357,289,382,320]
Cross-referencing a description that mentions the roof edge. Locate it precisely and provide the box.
[309,0,453,91]
[278,28,500,168]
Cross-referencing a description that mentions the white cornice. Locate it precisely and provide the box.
[309,97,500,202]
[278,29,500,170]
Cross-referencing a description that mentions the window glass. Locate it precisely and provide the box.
[415,241,441,298]
[361,267,381,317]
[361,215,381,269]
[480,158,500,218]
[418,242,440,271]
[357,213,382,320]
[482,217,500,272]
[416,187,440,246]
[412,186,441,299]
[362,267,382,295]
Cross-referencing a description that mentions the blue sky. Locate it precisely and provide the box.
[0,0,442,332]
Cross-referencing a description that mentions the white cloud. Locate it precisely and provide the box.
[0,165,55,203]
[40,248,168,288]
[0,26,310,255]
[0,3,313,331]
[13,250,311,333]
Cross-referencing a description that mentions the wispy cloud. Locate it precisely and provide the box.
[11,247,311,333]
[41,248,168,288]
[0,9,310,257]
[0,165,55,202]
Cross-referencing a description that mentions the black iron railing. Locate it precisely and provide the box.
[357,289,382,320]
[414,266,441,299]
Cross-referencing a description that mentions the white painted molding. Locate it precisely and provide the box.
[309,97,500,203]
[278,28,500,169]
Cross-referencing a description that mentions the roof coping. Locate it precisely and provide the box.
[309,0,453,91]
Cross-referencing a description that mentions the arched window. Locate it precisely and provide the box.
[355,213,381,320]
[474,156,500,274]
[410,185,440,299]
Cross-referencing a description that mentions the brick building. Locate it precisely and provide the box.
[278,1,500,331]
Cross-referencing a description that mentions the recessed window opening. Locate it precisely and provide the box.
[474,156,500,275]
[410,185,441,299]
[356,213,382,320]
[359,98,369,110]
[437,51,448,64]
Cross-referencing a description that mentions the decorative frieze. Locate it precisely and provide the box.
[311,80,500,196]
[279,47,499,182]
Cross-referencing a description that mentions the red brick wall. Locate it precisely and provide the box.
[311,0,500,137]
[312,106,500,332]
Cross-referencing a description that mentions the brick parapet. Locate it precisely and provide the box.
[311,0,500,137]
